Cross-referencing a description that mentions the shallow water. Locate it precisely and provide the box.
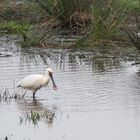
[0,35,140,140]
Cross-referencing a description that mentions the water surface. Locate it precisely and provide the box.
[0,35,140,140]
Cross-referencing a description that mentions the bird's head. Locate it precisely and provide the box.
[47,68,53,73]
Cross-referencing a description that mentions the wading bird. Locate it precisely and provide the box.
[17,68,57,98]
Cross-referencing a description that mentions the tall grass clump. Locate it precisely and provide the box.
[122,0,140,50]
[25,0,92,47]
[76,0,125,47]
[21,25,47,47]
[33,0,129,47]
[119,0,140,12]
[0,21,33,35]
[90,0,124,40]
[35,0,91,20]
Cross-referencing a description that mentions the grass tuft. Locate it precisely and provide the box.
[0,21,33,35]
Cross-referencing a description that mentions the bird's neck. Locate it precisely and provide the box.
[45,71,49,77]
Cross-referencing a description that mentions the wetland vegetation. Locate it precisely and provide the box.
[0,1,140,140]
[0,0,140,49]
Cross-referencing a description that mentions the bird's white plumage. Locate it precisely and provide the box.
[17,74,50,91]
[17,68,57,98]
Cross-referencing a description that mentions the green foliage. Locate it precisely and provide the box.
[90,0,124,40]
[35,0,91,19]
[19,110,55,126]
[31,111,40,125]
[0,21,46,47]
[1,0,139,47]
[0,21,33,35]
[119,0,140,12]
[21,25,47,47]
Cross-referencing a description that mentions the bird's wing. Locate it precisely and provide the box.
[17,74,44,89]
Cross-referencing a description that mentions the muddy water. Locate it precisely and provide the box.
[0,35,140,140]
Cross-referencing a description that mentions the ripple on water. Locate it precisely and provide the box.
[0,47,140,114]
[1,36,140,140]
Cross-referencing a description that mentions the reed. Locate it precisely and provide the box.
[91,0,124,39]
[35,0,91,19]
[119,0,140,12]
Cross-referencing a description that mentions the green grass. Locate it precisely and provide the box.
[119,0,140,12]
[21,25,47,47]
[0,21,33,35]
[0,21,42,47]
[0,0,139,48]
[35,0,91,19]
[88,0,124,41]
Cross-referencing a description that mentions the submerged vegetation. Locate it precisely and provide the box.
[19,110,56,126]
[0,0,140,49]
[0,89,23,102]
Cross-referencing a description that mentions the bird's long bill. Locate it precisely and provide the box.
[49,73,57,90]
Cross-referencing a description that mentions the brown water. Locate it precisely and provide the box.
[0,35,140,140]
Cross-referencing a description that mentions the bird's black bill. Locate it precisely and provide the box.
[49,73,57,90]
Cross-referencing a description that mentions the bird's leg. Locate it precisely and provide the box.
[33,91,36,98]
[22,90,28,98]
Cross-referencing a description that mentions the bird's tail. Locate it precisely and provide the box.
[16,81,21,87]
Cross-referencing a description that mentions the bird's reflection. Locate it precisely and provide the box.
[18,98,56,127]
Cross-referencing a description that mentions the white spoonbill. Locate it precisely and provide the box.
[17,68,57,98]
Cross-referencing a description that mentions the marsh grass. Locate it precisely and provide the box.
[0,134,13,140]
[0,21,33,35]
[123,13,140,50]
[36,0,129,47]
[91,0,124,39]
[75,0,126,47]
[119,0,140,12]
[35,0,91,19]
[0,89,23,102]
[1,0,140,47]
[19,110,56,126]
[21,25,48,47]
